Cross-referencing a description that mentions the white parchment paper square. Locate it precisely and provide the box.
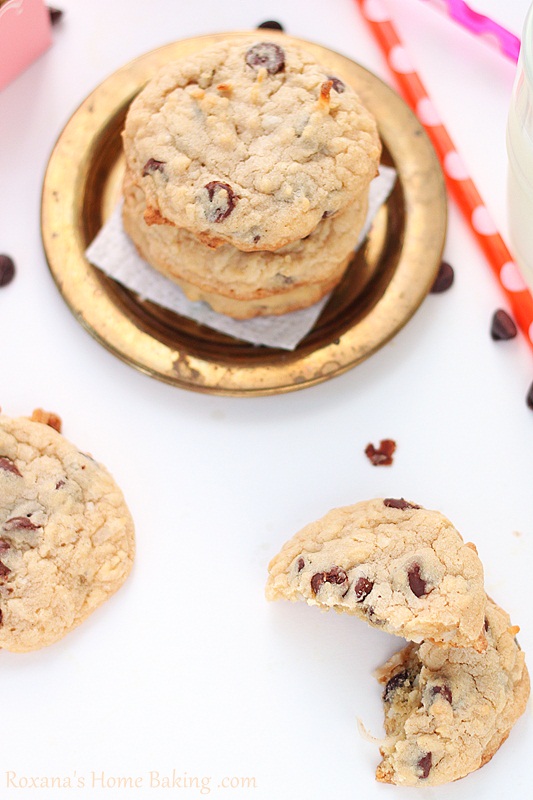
[86,166,396,350]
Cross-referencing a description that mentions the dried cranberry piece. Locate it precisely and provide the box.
[0,608,3,626]
[384,498,420,510]
[0,561,11,579]
[0,540,10,553]
[484,617,489,632]
[353,576,373,601]
[142,159,166,177]
[297,557,305,572]
[327,76,346,93]
[257,20,284,31]
[0,254,15,287]
[0,457,22,477]
[417,752,432,779]
[3,517,40,532]
[491,309,517,340]
[365,439,396,466]
[245,42,285,74]
[204,181,238,223]
[408,563,427,597]
[430,261,454,293]
[431,685,452,704]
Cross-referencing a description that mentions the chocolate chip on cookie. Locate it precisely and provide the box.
[204,181,238,223]
[142,159,166,177]
[245,42,285,74]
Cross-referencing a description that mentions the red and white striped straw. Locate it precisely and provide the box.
[355,0,533,353]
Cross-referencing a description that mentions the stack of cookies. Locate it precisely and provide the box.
[121,37,381,319]
[266,498,530,786]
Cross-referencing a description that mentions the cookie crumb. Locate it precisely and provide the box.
[365,439,396,466]
[30,409,62,433]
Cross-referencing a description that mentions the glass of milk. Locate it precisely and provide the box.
[507,3,533,290]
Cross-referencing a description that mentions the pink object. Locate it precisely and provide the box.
[420,0,521,62]
[0,0,52,91]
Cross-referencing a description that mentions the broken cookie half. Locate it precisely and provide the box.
[374,597,530,785]
[266,498,487,651]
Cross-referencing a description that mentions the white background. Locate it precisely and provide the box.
[0,0,532,797]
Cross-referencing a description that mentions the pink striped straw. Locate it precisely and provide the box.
[419,0,520,62]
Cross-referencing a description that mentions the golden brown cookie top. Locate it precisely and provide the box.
[123,37,381,251]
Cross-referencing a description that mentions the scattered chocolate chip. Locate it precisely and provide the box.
[297,557,305,573]
[3,517,40,532]
[417,752,432,779]
[491,309,517,340]
[353,576,374,601]
[327,76,346,93]
[245,42,285,75]
[0,254,15,288]
[0,540,10,553]
[253,234,261,244]
[0,561,11,579]
[408,563,427,598]
[322,210,336,219]
[204,181,238,222]
[142,159,166,177]
[430,261,454,293]
[431,684,452,704]
[365,439,396,466]
[484,617,489,632]
[383,669,415,702]
[55,480,65,489]
[257,20,284,31]
[527,381,533,411]
[0,608,3,626]
[48,6,63,24]
[310,566,348,595]
[384,498,421,510]
[0,457,22,477]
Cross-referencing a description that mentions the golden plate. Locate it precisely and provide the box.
[41,31,447,397]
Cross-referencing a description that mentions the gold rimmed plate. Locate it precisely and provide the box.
[41,31,447,396]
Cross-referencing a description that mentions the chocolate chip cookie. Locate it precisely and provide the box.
[0,413,134,652]
[266,498,487,650]
[375,597,530,785]
[122,37,381,252]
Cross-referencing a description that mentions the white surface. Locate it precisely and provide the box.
[0,0,532,797]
